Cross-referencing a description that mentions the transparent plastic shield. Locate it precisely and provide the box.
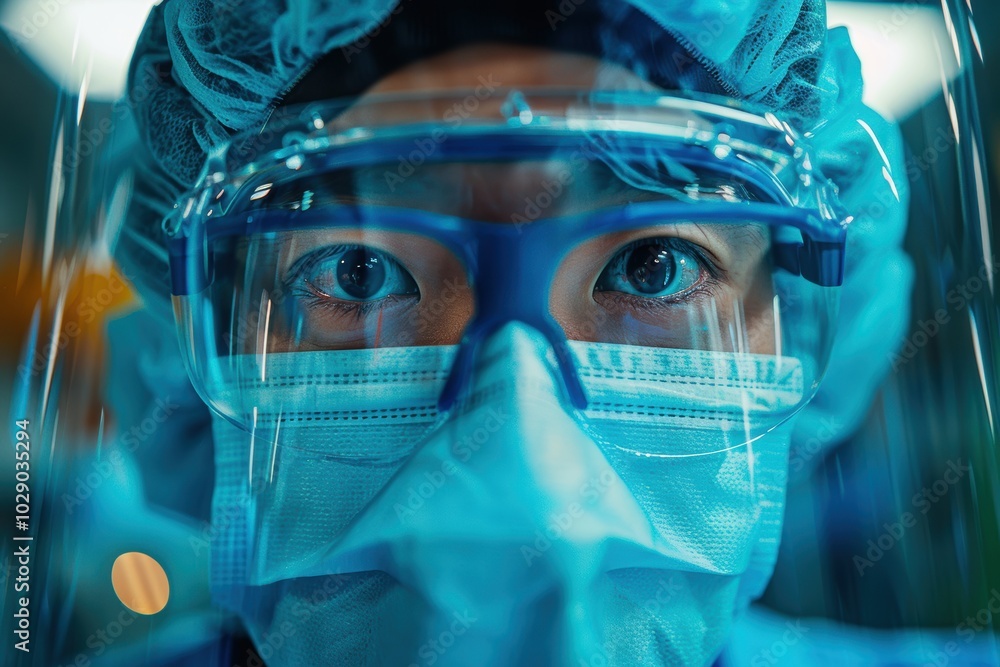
[7,0,999,665]
[733,2,1000,665]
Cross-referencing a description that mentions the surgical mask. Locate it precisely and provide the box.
[208,323,802,666]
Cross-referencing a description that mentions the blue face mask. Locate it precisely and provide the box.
[208,323,803,666]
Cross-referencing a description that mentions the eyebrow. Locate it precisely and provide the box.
[696,222,771,267]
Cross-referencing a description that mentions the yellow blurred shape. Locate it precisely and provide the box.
[111,552,170,615]
[3,258,136,364]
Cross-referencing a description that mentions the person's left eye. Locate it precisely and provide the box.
[594,238,704,300]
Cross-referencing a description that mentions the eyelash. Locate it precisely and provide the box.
[596,280,719,313]
[289,292,400,320]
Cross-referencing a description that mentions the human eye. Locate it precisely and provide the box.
[285,243,419,316]
[593,237,715,304]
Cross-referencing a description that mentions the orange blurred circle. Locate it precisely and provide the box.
[111,552,170,615]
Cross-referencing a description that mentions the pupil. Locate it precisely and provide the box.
[337,248,385,299]
[626,244,674,294]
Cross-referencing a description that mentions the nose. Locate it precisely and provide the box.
[315,324,662,664]
[438,215,590,411]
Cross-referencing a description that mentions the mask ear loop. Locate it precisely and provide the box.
[437,219,589,412]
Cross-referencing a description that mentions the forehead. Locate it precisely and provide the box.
[360,43,659,95]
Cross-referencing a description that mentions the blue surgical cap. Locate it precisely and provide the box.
[119,0,912,457]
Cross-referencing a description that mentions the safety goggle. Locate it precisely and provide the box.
[164,90,848,418]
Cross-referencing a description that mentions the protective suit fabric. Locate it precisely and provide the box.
[105,309,214,519]
[208,323,802,665]
[792,84,913,473]
[722,605,1000,667]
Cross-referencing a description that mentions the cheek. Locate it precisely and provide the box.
[745,308,778,355]
[549,259,603,341]
[739,261,779,355]
[408,256,475,346]
[555,304,610,343]
[410,292,476,346]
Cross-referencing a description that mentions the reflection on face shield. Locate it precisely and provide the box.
[165,93,845,666]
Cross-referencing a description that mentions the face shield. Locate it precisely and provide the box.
[161,90,845,665]
[13,0,1000,666]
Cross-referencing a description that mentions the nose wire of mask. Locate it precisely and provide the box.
[207,323,804,666]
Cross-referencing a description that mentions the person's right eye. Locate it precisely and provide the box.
[286,244,419,311]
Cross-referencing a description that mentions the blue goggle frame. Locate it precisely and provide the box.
[168,198,844,410]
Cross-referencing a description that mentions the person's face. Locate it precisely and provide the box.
[239,44,777,357]
[208,43,807,667]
